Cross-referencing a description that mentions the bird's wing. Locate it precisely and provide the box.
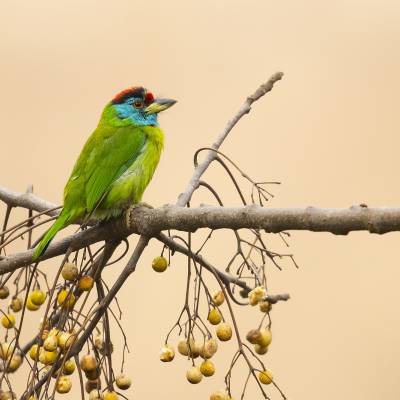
[65,124,146,215]
[84,125,147,213]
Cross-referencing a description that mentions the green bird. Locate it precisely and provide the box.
[33,86,176,261]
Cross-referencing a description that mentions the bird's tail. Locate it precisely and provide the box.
[32,211,70,261]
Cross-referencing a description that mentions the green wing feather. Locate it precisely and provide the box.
[32,211,70,261]
[63,124,147,216]
[82,125,146,213]
[33,123,147,260]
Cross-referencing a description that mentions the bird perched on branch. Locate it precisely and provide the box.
[33,87,176,260]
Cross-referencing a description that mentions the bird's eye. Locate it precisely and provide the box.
[133,99,144,109]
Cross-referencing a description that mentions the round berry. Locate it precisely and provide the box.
[200,360,215,377]
[216,323,232,341]
[258,369,273,385]
[186,366,202,384]
[61,262,78,281]
[207,309,222,325]
[1,314,15,329]
[115,373,132,390]
[160,344,175,362]
[30,290,46,306]
[56,375,72,393]
[152,256,168,273]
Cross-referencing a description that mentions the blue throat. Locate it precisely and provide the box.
[112,103,159,127]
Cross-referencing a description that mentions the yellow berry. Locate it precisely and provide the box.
[257,329,272,347]
[115,373,132,390]
[0,342,13,360]
[212,290,225,306]
[44,335,58,352]
[160,344,175,362]
[26,295,40,311]
[57,289,75,309]
[189,340,203,358]
[56,375,72,393]
[48,328,61,338]
[216,323,232,341]
[186,366,202,384]
[29,344,39,360]
[38,348,46,364]
[6,353,23,372]
[58,331,76,350]
[78,275,94,291]
[89,390,103,400]
[258,369,273,385]
[103,392,118,400]
[259,300,271,313]
[248,286,266,306]
[30,290,46,306]
[210,391,230,400]
[200,360,215,377]
[179,339,201,358]
[0,286,9,299]
[63,359,76,375]
[1,314,15,329]
[61,262,78,281]
[246,329,261,344]
[0,391,16,400]
[94,334,104,351]
[152,256,168,272]
[80,354,97,372]
[254,344,269,355]
[200,338,218,359]
[44,350,58,365]
[207,309,222,325]
[177,340,190,356]
[9,296,23,313]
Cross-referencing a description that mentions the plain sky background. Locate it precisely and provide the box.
[1,1,400,399]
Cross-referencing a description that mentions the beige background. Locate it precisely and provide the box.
[1,0,400,399]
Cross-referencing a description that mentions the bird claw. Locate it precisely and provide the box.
[132,202,154,210]
[125,202,153,228]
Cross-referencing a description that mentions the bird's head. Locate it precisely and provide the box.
[109,86,176,127]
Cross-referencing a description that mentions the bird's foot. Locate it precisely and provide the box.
[131,202,154,210]
[125,202,153,228]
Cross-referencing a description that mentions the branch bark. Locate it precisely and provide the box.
[129,203,400,235]
[0,195,400,275]
[0,185,60,217]
[1,200,400,275]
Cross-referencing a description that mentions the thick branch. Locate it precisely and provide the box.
[129,204,400,235]
[1,203,400,274]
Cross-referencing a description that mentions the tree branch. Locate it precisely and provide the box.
[129,203,400,235]
[176,72,284,207]
[1,200,400,275]
[0,185,60,217]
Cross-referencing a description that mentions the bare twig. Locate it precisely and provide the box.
[177,72,284,207]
